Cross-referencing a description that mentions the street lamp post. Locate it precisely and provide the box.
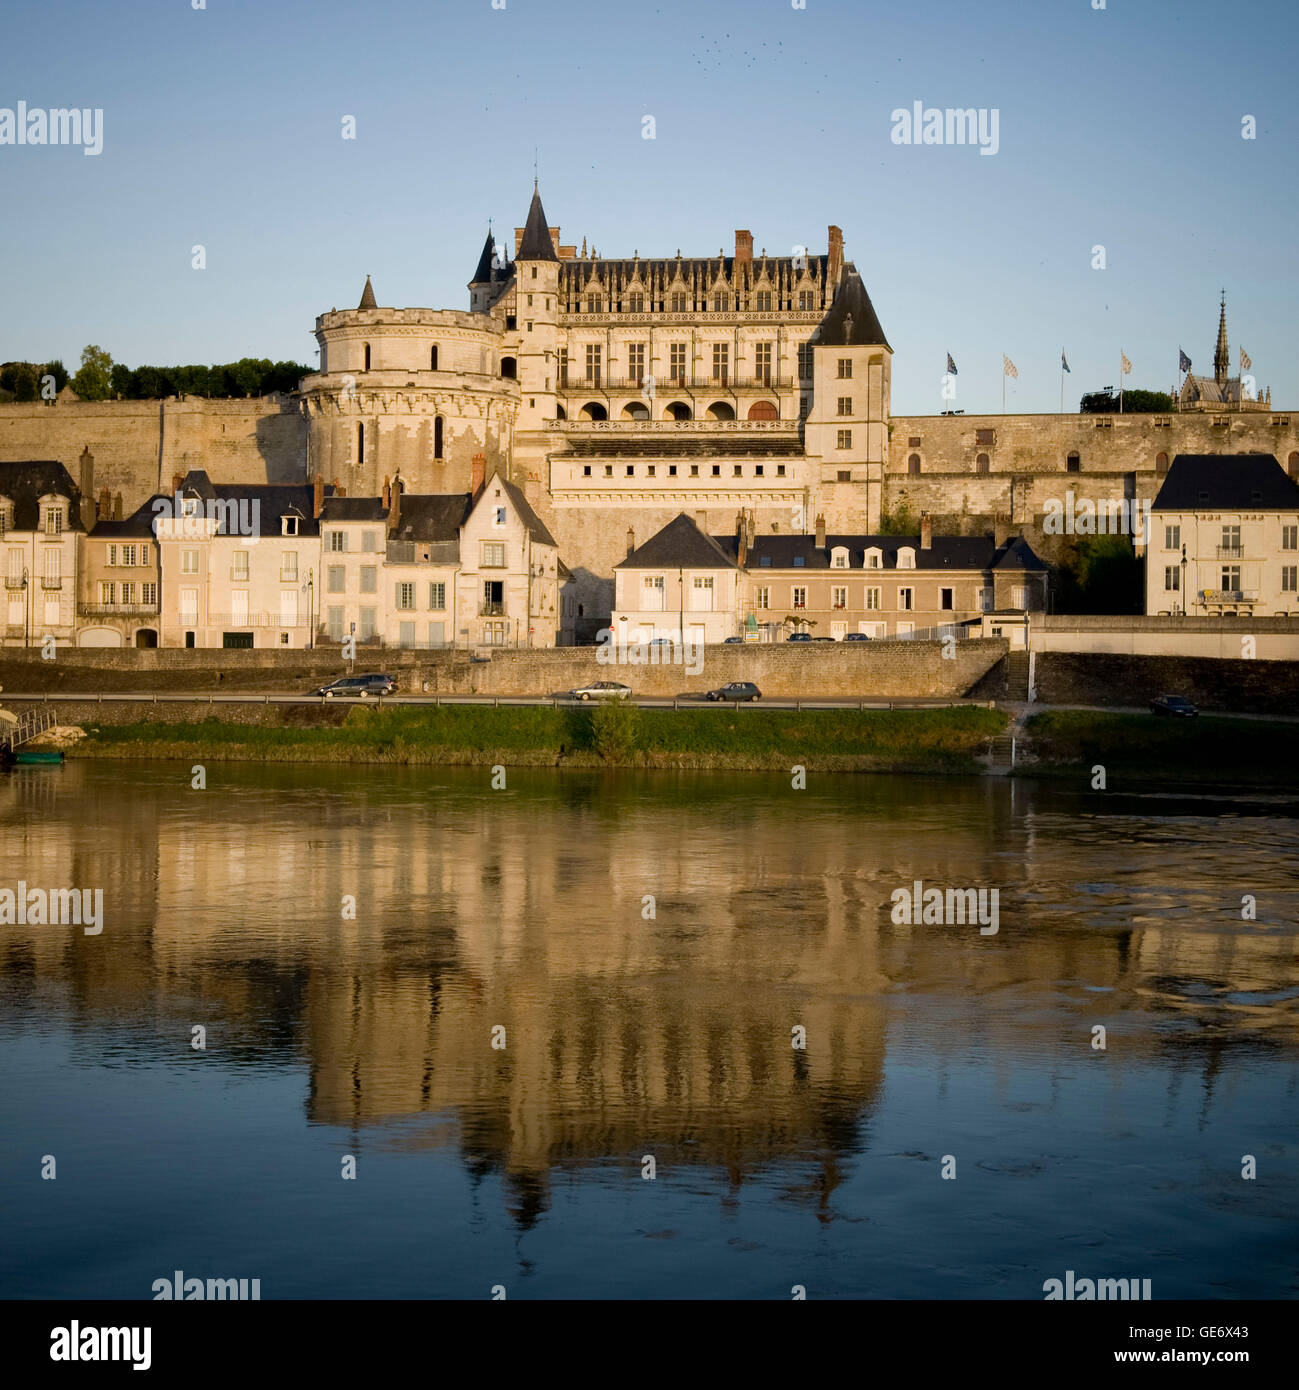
[22,569,30,648]
[1180,543,1187,618]
[302,568,314,650]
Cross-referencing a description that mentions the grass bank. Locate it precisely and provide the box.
[1021,710,1299,788]
[71,703,1010,774]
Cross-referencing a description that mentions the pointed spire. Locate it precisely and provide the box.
[471,230,497,285]
[518,186,557,261]
[1214,290,1229,384]
[357,275,377,311]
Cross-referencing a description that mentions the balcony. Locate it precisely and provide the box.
[1215,545,1244,558]
[78,602,160,617]
[40,577,62,590]
[4,576,26,590]
[561,376,797,395]
[479,602,506,617]
[229,568,252,582]
[1201,589,1258,604]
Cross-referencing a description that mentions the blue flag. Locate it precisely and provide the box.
[1178,348,1192,373]
[1061,350,1070,373]
[946,352,957,375]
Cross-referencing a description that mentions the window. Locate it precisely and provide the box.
[585,345,601,385]
[281,552,298,581]
[837,470,851,483]
[1066,452,1081,473]
[690,576,714,611]
[756,290,772,311]
[642,575,665,611]
[363,343,371,371]
[865,586,880,610]
[799,291,815,310]
[831,549,848,568]
[898,587,914,611]
[791,586,807,609]
[482,542,506,568]
[837,430,852,450]
[605,465,613,477]
[232,551,249,581]
[1283,566,1298,592]
[360,530,376,553]
[494,506,507,526]
[329,531,347,552]
[181,550,199,574]
[754,342,773,384]
[44,506,63,534]
[121,544,136,566]
[1221,565,1241,591]
[586,296,603,314]
[908,454,921,475]
[357,422,365,465]
[98,581,114,604]
[976,453,989,474]
[832,586,847,609]
[976,429,995,447]
[755,586,770,610]
[429,581,446,609]
[106,544,117,566]
[908,436,922,448]
[1156,450,1169,474]
[117,583,133,605]
[712,293,729,312]
[396,583,415,611]
[865,549,881,569]
[670,292,688,312]
[777,465,786,477]
[433,416,443,460]
[430,346,439,371]
[1164,566,1180,591]
[689,465,699,477]
[327,565,345,593]
[733,465,742,477]
[282,514,298,537]
[1221,524,1241,556]
[1283,525,1298,550]
[559,349,569,386]
[628,343,646,383]
[837,397,852,416]
[628,293,644,313]
[897,548,915,569]
[627,466,636,477]
[712,343,729,383]
[940,587,954,611]
[837,358,852,379]
[798,344,813,379]
[360,566,377,594]
[670,343,687,384]
[1165,525,1181,550]
[142,582,157,605]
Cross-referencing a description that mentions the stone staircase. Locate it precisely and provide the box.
[1005,651,1032,702]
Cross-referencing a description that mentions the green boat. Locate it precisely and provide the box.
[13,749,64,765]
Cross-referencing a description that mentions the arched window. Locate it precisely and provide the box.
[976,452,990,474]
[664,402,691,422]
[363,343,371,372]
[706,401,735,421]
[621,402,649,420]
[555,404,567,421]
[579,402,607,421]
[908,453,921,475]
[430,345,439,371]
[357,421,365,465]
[1156,451,1169,475]
[500,356,517,379]
[433,416,443,460]
[748,401,778,421]
[1066,451,1081,473]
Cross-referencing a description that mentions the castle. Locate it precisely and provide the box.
[3,183,1297,638]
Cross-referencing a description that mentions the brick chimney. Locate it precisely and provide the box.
[171,472,183,497]
[313,475,324,519]
[827,225,844,287]
[79,446,95,531]
[98,487,111,521]
[113,491,123,521]
[388,480,402,536]
[382,475,391,510]
[626,526,636,557]
[471,452,487,499]
[814,512,826,548]
[735,230,753,266]
[736,510,748,567]
[920,511,933,551]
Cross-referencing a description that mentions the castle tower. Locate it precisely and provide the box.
[469,229,507,314]
[1214,291,1229,385]
[513,184,560,432]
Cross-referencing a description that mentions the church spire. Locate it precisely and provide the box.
[357,275,377,311]
[1214,290,1229,384]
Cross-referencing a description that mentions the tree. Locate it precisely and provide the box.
[71,344,113,401]
[1080,388,1173,414]
[109,363,133,398]
[879,503,920,536]
[1052,534,1142,614]
[42,359,69,392]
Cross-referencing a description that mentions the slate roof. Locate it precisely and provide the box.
[91,498,161,538]
[177,470,329,537]
[319,496,387,523]
[389,494,471,544]
[616,513,741,570]
[358,275,377,310]
[496,476,559,548]
[0,460,84,531]
[811,268,890,350]
[472,231,498,285]
[1151,455,1299,511]
[559,252,831,293]
[518,188,558,262]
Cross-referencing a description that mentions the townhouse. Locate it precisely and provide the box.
[1145,454,1299,617]
[0,459,86,649]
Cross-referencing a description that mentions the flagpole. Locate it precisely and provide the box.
[1119,351,1123,414]
[1060,354,1064,416]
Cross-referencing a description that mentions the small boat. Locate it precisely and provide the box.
[14,749,64,765]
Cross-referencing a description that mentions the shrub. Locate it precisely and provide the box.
[589,698,641,761]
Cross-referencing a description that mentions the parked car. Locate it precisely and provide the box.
[723,636,745,644]
[786,632,813,643]
[706,682,761,702]
[1150,693,1199,718]
[811,635,835,642]
[843,632,871,642]
[647,637,675,649]
[312,674,397,698]
[574,681,631,702]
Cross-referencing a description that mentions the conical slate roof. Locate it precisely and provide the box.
[814,268,889,350]
[357,275,377,310]
[472,231,498,284]
[518,187,557,261]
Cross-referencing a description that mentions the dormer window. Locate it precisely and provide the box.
[0,499,11,536]
[181,498,199,518]
[897,547,916,569]
[284,515,300,537]
[830,546,849,568]
[44,504,64,535]
[759,555,772,567]
[793,555,806,567]
[865,548,882,569]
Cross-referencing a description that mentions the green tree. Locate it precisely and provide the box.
[71,344,114,401]
[42,359,69,392]
[1053,534,1142,614]
[109,363,134,398]
[589,698,641,761]
[879,503,920,536]
[1080,388,1173,414]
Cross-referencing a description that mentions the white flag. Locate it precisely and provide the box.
[1241,347,1252,372]
[1120,352,1132,375]
[1002,355,1019,379]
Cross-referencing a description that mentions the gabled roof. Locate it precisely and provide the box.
[389,494,471,544]
[176,470,330,536]
[91,497,161,538]
[1151,454,1299,511]
[518,187,558,262]
[319,497,387,523]
[357,275,377,310]
[470,472,559,548]
[617,513,740,570]
[0,460,83,531]
[811,267,889,350]
[990,536,1046,571]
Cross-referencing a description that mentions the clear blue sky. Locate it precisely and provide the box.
[1,0,1295,414]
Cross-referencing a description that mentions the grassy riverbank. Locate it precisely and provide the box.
[71,703,1009,773]
[1021,710,1299,787]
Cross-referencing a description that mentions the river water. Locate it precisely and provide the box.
[1,761,1296,1300]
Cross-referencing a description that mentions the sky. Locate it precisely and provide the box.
[1,0,1296,415]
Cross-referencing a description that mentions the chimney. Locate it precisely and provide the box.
[626,526,636,557]
[746,510,756,547]
[471,452,486,498]
[388,480,402,536]
[313,475,324,519]
[993,515,1013,548]
[827,225,843,287]
[736,510,748,568]
[735,230,753,266]
[814,512,826,548]
[920,511,933,551]
[113,491,123,522]
[171,472,183,496]
[333,479,345,499]
[382,475,391,510]
[79,446,95,530]
[98,487,111,521]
